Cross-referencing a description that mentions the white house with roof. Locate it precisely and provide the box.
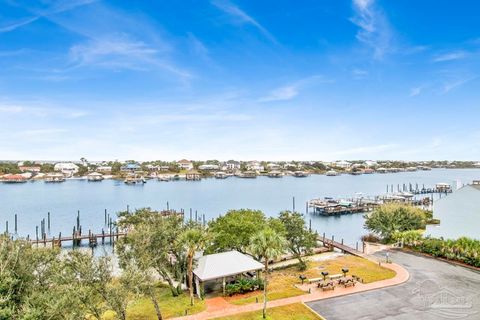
[177,159,194,170]
[224,160,241,171]
[266,163,281,170]
[198,164,219,171]
[247,161,264,172]
[54,162,79,177]
[333,160,352,169]
[97,166,112,173]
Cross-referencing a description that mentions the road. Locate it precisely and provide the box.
[307,250,480,320]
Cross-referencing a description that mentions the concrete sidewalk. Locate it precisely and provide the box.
[172,260,409,320]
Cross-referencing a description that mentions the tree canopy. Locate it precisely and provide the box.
[364,204,429,241]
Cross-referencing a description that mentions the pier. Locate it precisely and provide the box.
[28,229,126,248]
[318,234,367,258]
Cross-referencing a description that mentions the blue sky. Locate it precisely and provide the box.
[0,0,479,161]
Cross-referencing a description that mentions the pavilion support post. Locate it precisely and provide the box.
[222,277,226,296]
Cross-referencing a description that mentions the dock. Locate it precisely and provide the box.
[318,234,367,258]
[308,198,378,216]
[28,229,126,248]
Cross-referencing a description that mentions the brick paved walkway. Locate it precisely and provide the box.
[172,262,409,320]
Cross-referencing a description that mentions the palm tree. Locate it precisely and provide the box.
[249,228,286,319]
[179,227,208,306]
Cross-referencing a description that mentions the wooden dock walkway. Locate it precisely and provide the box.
[318,235,367,258]
[29,230,126,248]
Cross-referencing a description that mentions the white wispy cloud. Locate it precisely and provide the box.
[350,0,392,59]
[433,50,468,62]
[69,35,191,78]
[260,85,299,102]
[259,76,331,102]
[409,86,424,97]
[211,0,277,43]
[442,76,476,93]
[0,101,89,118]
[0,0,97,33]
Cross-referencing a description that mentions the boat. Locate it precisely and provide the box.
[214,171,228,179]
[87,172,104,182]
[158,175,171,182]
[325,170,339,176]
[267,170,283,178]
[172,174,181,181]
[44,173,65,183]
[293,171,309,177]
[364,168,374,174]
[124,174,146,184]
[349,170,364,175]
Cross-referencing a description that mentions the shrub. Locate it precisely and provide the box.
[225,278,264,296]
[392,230,424,246]
[361,234,381,243]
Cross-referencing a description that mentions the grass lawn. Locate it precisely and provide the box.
[102,285,206,319]
[213,303,324,320]
[226,254,396,305]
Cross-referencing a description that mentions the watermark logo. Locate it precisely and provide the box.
[412,280,478,319]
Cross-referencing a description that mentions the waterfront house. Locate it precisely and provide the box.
[198,164,219,171]
[121,163,141,173]
[54,162,79,177]
[247,161,264,172]
[334,160,352,169]
[177,159,194,170]
[193,250,263,298]
[97,166,112,173]
[266,163,281,170]
[224,160,241,171]
[18,166,41,173]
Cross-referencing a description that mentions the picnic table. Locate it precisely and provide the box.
[317,280,335,291]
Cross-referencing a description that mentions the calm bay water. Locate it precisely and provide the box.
[1,169,479,248]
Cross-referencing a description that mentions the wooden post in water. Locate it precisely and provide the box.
[36,226,39,242]
[195,210,198,222]
[309,219,311,232]
[76,210,80,230]
[292,196,295,212]
[127,205,130,213]
[5,221,8,234]
[356,241,359,251]
[167,201,169,211]
[47,212,50,233]
[104,209,107,225]
[305,202,308,214]
[14,214,17,234]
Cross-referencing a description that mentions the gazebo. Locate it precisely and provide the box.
[193,250,263,298]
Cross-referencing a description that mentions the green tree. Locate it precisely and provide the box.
[207,209,267,254]
[249,228,286,319]
[111,161,122,175]
[279,211,317,270]
[117,208,186,296]
[40,163,55,173]
[364,204,428,241]
[178,226,208,306]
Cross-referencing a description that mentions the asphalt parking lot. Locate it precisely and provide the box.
[307,250,480,320]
